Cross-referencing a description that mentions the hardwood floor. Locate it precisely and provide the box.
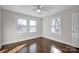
[0,37,79,53]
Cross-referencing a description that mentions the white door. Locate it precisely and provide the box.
[72,12,79,47]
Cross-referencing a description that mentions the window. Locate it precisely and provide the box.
[17,18,37,33]
[51,17,61,34]
[29,20,37,32]
[17,19,27,33]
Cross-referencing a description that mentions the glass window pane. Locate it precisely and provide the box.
[17,19,27,33]
[52,19,55,26]
[30,27,36,32]
[18,19,27,25]
[21,20,27,25]
[51,17,61,34]
[18,26,27,33]
[18,19,22,24]
[51,27,56,33]
[30,20,36,26]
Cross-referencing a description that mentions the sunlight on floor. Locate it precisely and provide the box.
[29,43,37,53]
[51,46,61,53]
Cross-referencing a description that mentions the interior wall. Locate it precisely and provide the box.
[2,9,42,45]
[42,6,79,48]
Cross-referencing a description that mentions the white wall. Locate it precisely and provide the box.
[42,6,79,48]
[0,7,2,48]
[2,10,42,45]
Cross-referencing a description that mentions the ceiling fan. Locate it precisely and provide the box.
[33,5,51,13]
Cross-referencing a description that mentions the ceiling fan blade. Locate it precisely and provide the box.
[36,5,44,9]
[39,5,44,9]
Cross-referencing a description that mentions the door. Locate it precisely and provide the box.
[72,12,79,47]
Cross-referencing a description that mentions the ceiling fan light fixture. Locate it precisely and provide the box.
[37,9,41,13]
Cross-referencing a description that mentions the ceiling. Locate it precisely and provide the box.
[0,5,78,18]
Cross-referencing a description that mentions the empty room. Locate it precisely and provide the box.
[0,5,79,53]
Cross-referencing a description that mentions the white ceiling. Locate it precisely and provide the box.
[0,5,78,18]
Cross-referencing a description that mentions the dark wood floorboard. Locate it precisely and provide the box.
[0,37,79,53]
